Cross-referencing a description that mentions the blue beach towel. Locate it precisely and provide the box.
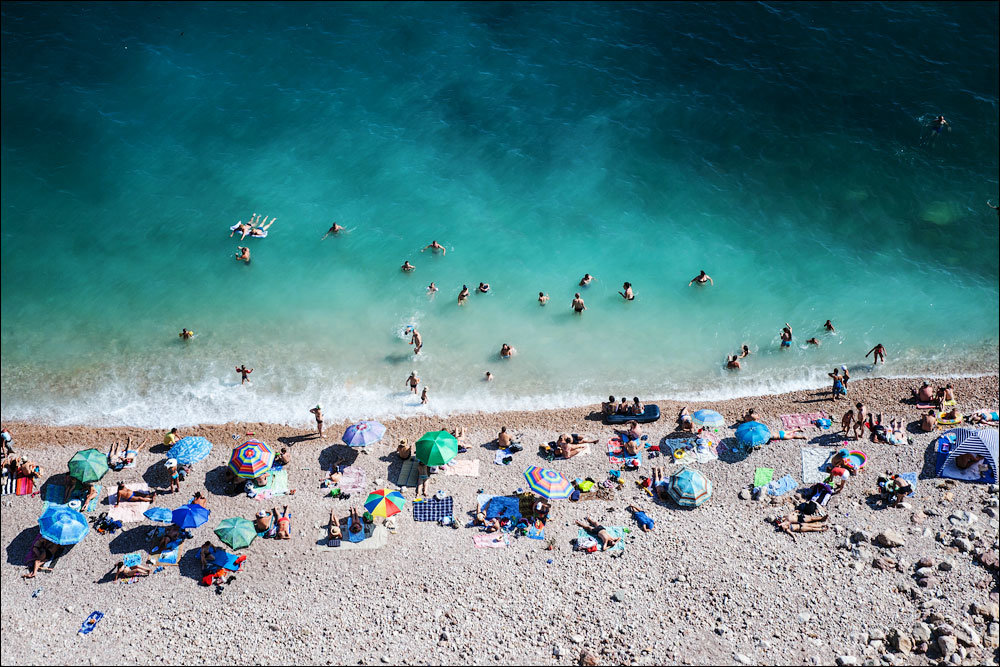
[766,474,797,496]
[412,496,454,522]
[575,526,625,553]
[212,550,242,571]
[78,612,104,635]
[483,496,520,521]
[526,525,545,540]
[342,518,366,543]
[898,472,918,497]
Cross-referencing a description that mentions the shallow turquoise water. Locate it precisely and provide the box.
[2,2,998,427]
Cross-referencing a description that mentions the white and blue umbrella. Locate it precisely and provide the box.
[691,410,725,430]
[143,507,174,523]
[735,421,771,448]
[342,421,386,448]
[38,505,90,545]
[168,436,214,465]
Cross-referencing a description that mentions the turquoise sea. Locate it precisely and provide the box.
[2,2,998,427]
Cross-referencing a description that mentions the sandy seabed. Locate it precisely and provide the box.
[1,375,998,666]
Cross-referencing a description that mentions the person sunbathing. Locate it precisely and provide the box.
[615,397,629,415]
[116,482,155,504]
[557,440,587,459]
[275,448,291,466]
[273,506,291,540]
[248,217,276,237]
[253,471,270,487]
[575,516,620,551]
[624,420,642,441]
[912,381,935,403]
[326,509,343,546]
[939,383,957,408]
[677,407,693,432]
[396,439,412,460]
[876,473,912,507]
[650,467,670,501]
[627,504,654,532]
[17,458,43,481]
[152,524,181,552]
[23,538,61,578]
[192,491,208,508]
[966,409,999,425]
[955,453,985,471]
[919,409,937,432]
[113,560,154,581]
[736,408,757,424]
[64,476,98,508]
[254,509,274,537]
[769,428,807,442]
[773,513,829,535]
[348,507,364,536]
[496,427,513,450]
[940,407,959,421]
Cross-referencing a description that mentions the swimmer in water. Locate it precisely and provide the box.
[824,320,836,332]
[420,387,428,404]
[322,222,345,239]
[427,282,438,295]
[866,343,886,365]
[248,217,275,237]
[780,323,792,348]
[457,285,470,305]
[988,200,999,216]
[422,240,446,255]
[579,274,594,287]
[571,293,586,314]
[921,115,950,145]
[401,261,415,272]
[688,270,713,286]
[806,337,821,346]
[726,355,741,370]
[538,292,549,305]
[477,282,490,293]
[499,343,515,359]
[230,220,253,240]
[738,344,750,358]
[179,328,194,340]
[618,282,634,301]
[235,364,253,385]
[410,329,423,355]
[235,246,251,263]
[484,371,493,382]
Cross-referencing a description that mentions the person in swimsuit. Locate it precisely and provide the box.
[499,343,515,359]
[254,509,273,536]
[556,437,587,459]
[116,482,155,504]
[273,506,291,540]
[828,368,846,400]
[579,274,594,287]
[401,260,415,272]
[926,115,950,141]
[422,240,446,255]
[865,343,886,365]
[769,428,807,442]
[912,381,935,403]
[824,320,836,332]
[63,476,98,508]
[853,402,867,440]
[405,372,420,394]
[165,458,180,493]
[236,364,253,385]
[348,507,364,535]
[457,285,470,305]
[919,409,937,432]
[688,270,713,286]
[477,282,490,293]
[726,355,741,370]
[780,323,793,348]
[326,509,343,546]
[774,513,829,536]
[230,221,253,240]
[618,282,634,300]
[602,395,617,416]
[840,409,855,436]
[322,222,345,239]
[575,516,620,550]
[396,438,412,461]
[571,293,586,314]
[955,453,985,470]
[192,491,208,508]
[967,409,1000,425]
[677,406,693,432]
[738,344,750,358]
[615,397,629,415]
[940,383,956,407]
[736,407,757,424]
[420,387,428,404]
[806,337,820,346]
[235,246,250,263]
[23,538,61,579]
[630,397,644,415]
[484,371,493,382]
[410,329,423,355]
[309,404,324,438]
[248,217,275,237]
[179,328,194,340]
[275,448,291,466]
[427,282,438,295]
[538,292,549,305]
[627,504,655,532]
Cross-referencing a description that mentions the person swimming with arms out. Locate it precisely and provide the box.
[322,222,345,239]
[236,364,253,385]
[179,328,194,340]
[824,320,836,332]
[401,261,415,272]
[806,337,820,346]
[688,270,713,286]
[235,246,250,263]
[422,240,446,255]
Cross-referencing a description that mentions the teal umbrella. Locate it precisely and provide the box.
[667,468,713,508]
[415,431,458,466]
[214,517,257,550]
[68,448,109,483]
[38,505,90,545]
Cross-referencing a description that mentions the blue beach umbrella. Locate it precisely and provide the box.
[38,505,90,545]
[172,503,210,529]
[168,436,214,465]
[667,468,713,508]
[143,507,174,523]
[735,421,772,449]
[691,410,725,430]
[342,421,386,448]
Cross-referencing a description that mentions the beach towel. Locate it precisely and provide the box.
[412,496,454,522]
[898,472,918,497]
[254,468,290,498]
[319,523,387,552]
[155,548,179,566]
[210,550,243,571]
[526,524,545,540]
[107,483,153,523]
[396,458,419,487]
[753,468,775,489]
[801,447,831,485]
[473,533,509,548]
[120,450,138,470]
[765,474,797,496]
[576,526,626,553]
[78,612,104,636]
[441,459,480,477]
[477,494,521,521]
[668,438,718,465]
[122,552,142,568]
[940,458,991,482]
[493,448,516,465]
[781,412,828,429]
[23,534,62,570]
[338,466,367,496]
[607,438,642,468]
[15,476,34,496]
[43,483,102,512]
[2,475,15,496]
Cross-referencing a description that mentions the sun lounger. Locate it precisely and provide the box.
[606,405,660,424]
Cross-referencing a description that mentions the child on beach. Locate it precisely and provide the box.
[165,459,180,494]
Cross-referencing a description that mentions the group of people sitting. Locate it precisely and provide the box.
[601,396,645,416]
[325,507,369,546]
[911,381,958,409]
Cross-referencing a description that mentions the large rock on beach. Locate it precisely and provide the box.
[876,530,905,548]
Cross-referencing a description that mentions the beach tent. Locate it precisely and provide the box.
[936,428,998,485]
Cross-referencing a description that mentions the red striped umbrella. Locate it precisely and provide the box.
[228,439,274,478]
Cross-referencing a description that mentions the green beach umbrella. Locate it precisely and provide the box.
[214,517,257,550]
[68,448,109,483]
[415,430,458,466]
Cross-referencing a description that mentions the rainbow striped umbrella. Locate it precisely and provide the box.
[364,489,406,518]
[523,466,573,500]
[228,439,273,479]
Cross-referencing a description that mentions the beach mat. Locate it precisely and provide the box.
[753,468,775,489]
[44,483,101,512]
[781,412,828,429]
[108,483,153,523]
[16,476,34,496]
[338,466,367,496]
[607,439,642,467]
[801,448,831,485]
[898,472,918,497]
[477,494,521,521]
[473,534,509,548]
[412,496,453,522]
[254,468,289,498]
[395,459,419,487]
[576,526,625,553]
[441,459,480,477]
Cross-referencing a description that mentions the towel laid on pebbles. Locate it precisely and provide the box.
[441,459,480,477]
[44,483,102,512]
[253,469,289,499]
[493,449,516,465]
[477,494,521,521]
[801,448,832,485]
[781,412,828,429]
[108,483,153,523]
[473,534,509,548]
[412,496,453,522]
[764,474,797,496]
[396,459,419,487]
[753,468,775,489]
[337,466,367,496]
[576,527,626,553]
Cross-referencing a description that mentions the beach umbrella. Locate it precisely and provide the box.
[168,436,214,465]
[364,489,406,518]
[735,421,771,449]
[523,466,574,500]
[667,468,713,508]
[68,448,109,484]
[415,431,458,466]
[691,410,725,431]
[143,507,174,523]
[172,503,210,529]
[38,505,90,545]
[214,517,257,550]
[342,420,386,448]
[228,439,274,479]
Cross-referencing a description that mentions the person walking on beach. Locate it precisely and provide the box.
[322,222,345,239]
[688,270,713,286]
[618,282,634,300]
[236,364,253,385]
[235,246,250,263]
[310,405,325,438]
[410,328,423,355]
[422,240,446,255]
[865,343,886,365]
[538,292,549,305]
[457,285,470,305]
[405,372,420,394]
[780,323,793,348]
[571,293,586,314]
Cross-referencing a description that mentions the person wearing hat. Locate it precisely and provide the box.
[309,404,324,438]
[253,508,274,537]
[165,458,180,494]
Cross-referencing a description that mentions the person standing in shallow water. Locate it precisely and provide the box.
[410,328,423,355]
[571,293,586,314]
[688,270,713,286]
[618,282,634,300]
[236,364,253,385]
[405,371,420,394]
[866,343,886,365]
[780,323,793,348]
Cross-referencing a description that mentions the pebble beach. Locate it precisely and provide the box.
[1,375,997,666]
